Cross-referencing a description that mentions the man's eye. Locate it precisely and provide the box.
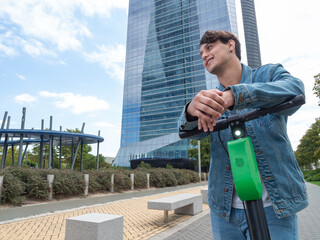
[207,46,212,50]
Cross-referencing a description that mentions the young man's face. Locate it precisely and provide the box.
[200,40,231,75]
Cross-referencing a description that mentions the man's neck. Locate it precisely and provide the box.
[217,60,242,87]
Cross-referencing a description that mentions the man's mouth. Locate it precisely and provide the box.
[206,58,214,67]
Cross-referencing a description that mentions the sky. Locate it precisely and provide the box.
[0,0,319,158]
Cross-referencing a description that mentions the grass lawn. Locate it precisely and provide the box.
[309,181,320,186]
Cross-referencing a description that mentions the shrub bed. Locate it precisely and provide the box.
[0,167,202,205]
[303,169,320,181]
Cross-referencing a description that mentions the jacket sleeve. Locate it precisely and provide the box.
[228,64,305,116]
[177,103,209,140]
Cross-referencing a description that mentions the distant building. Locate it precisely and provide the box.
[114,0,261,167]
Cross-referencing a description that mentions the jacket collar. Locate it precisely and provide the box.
[240,63,253,84]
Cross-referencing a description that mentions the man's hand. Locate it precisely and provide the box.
[186,89,235,132]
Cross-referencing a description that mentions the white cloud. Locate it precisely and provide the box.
[0,31,18,57]
[0,42,16,57]
[39,91,110,114]
[14,93,37,104]
[16,74,26,80]
[22,39,57,58]
[74,0,129,17]
[0,0,128,57]
[84,44,126,82]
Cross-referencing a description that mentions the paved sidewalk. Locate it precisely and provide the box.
[152,182,320,240]
[0,183,209,240]
[0,182,318,239]
[0,182,208,222]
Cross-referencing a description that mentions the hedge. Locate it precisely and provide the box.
[0,167,201,205]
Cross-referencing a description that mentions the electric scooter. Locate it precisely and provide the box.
[179,95,305,240]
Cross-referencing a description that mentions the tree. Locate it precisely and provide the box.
[28,128,107,170]
[295,118,320,170]
[31,143,58,168]
[314,73,320,106]
[188,136,211,172]
[3,146,20,166]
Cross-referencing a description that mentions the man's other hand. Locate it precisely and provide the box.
[186,89,226,132]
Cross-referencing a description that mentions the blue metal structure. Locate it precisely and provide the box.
[0,108,104,170]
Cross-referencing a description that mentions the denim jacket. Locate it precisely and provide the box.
[178,63,308,221]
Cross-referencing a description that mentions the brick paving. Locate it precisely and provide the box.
[297,182,320,240]
[153,182,320,240]
[0,185,209,240]
[0,182,319,240]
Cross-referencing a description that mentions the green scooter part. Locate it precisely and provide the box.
[227,137,262,201]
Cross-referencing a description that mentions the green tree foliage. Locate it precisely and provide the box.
[295,118,320,170]
[3,146,41,168]
[31,143,58,168]
[165,163,174,169]
[3,147,20,167]
[137,161,152,169]
[188,136,210,172]
[313,73,320,106]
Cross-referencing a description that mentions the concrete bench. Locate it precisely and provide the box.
[201,189,208,204]
[65,213,123,240]
[148,193,202,223]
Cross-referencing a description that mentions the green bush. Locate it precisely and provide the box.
[304,169,320,181]
[161,169,178,187]
[86,169,111,192]
[148,169,167,188]
[172,169,190,185]
[51,170,85,196]
[148,169,179,187]
[0,166,200,205]
[307,172,320,181]
[180,169,200,183]
[132,170,148,188]
[166,164,174,169]
[3,167,48,200]
[1,173,25,205]
[113,170,131,192]
[137,161,152,169]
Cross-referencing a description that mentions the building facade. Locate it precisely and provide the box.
[114,0,260,167]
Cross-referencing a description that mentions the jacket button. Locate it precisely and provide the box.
[222,213,226,217]
[226,166,231,170]
[224,188,229,192]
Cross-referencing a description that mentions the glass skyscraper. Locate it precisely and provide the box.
[114,0,260,167]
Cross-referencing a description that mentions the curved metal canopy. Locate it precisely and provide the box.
[0,129,104,146]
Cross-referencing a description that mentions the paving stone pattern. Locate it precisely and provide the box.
[159,182,320,240]
[0,186,209,240]
[0,182,319,240]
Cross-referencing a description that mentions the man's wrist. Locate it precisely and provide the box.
[185,102,198,121]
[224,86,235,110]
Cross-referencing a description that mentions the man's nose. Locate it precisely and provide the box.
[202,51,208,60]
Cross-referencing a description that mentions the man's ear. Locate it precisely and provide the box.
[228,39,235,52]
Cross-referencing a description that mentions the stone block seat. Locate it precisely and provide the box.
[65,213,123,240]
[201,189,208,204]
[147,193,202,223]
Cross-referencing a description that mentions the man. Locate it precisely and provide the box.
[178,30,308,239]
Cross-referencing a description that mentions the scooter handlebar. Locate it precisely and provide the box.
[179,94,305,139]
